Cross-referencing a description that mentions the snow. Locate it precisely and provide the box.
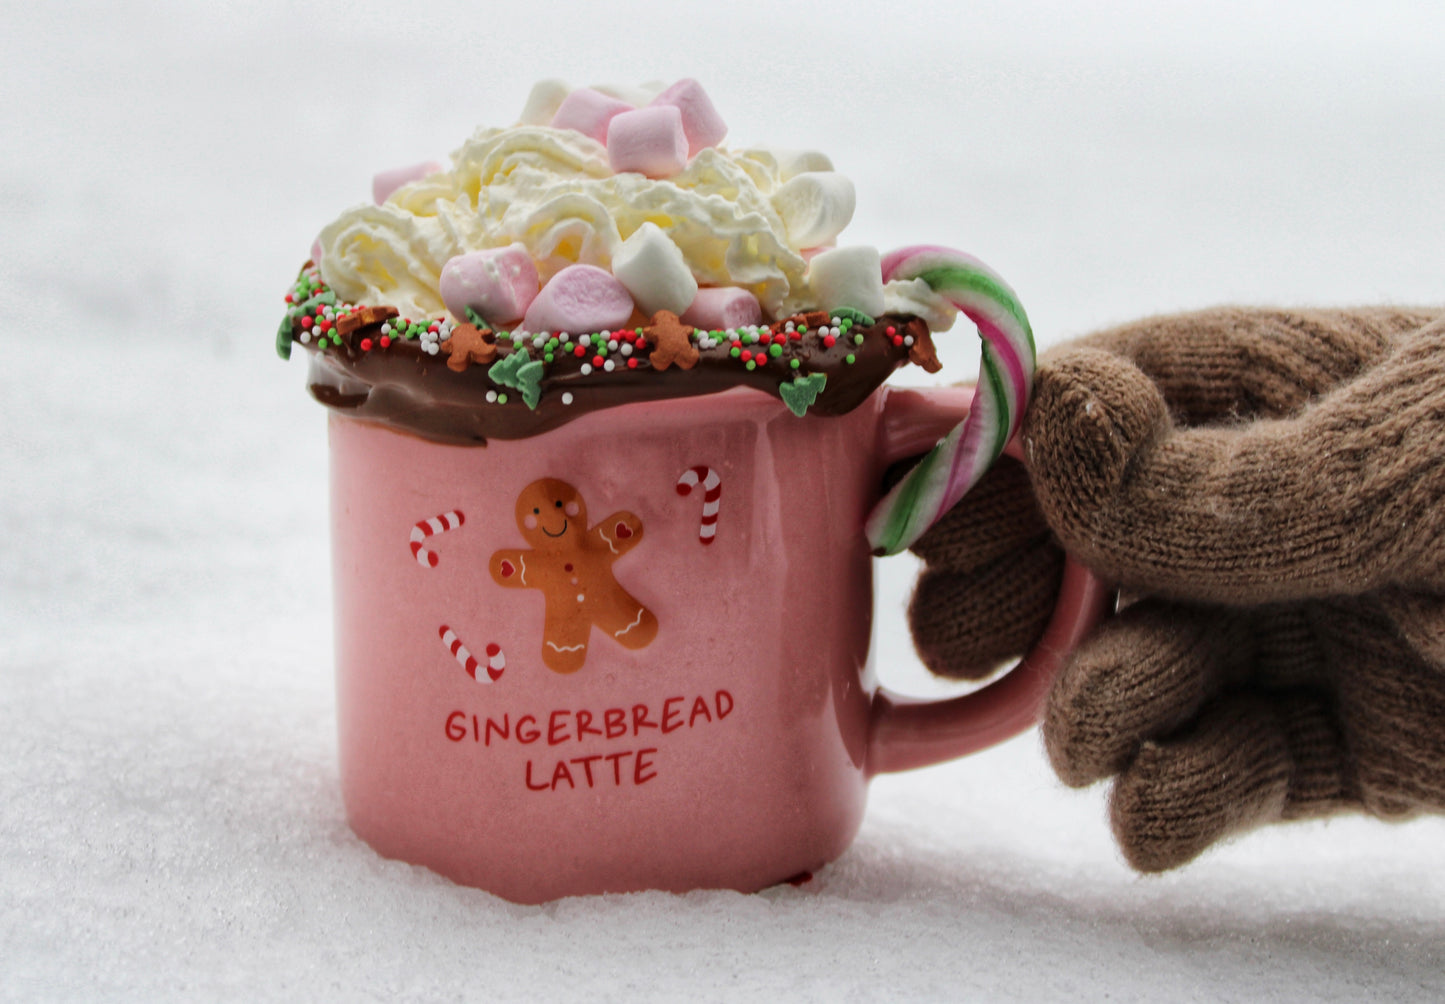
[3,2,1443,999]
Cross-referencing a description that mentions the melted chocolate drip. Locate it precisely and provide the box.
[299,314,928,446]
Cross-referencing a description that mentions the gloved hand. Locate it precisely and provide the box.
[908,306,1445,871]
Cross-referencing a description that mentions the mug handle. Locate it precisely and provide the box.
[865,386,1115,776]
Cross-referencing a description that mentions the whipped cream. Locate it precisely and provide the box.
[314,83,956,332]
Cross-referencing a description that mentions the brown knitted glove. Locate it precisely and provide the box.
[908,306,1445,871]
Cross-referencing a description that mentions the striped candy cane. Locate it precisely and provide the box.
[865,246,1036,556]
[676,466,721,545]
[438,625,505,683]
[410,510,465,568]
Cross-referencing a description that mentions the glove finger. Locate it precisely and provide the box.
[908,456,1048,575]
[1319,595,1445,818]
[908,537,1064,680]
[1075,306,1439,425]
[1109,690,1347,872]
[1025,321,1445,602]
[1043,599,1254,787]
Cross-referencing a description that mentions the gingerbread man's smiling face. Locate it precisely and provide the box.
[516,478,586,549]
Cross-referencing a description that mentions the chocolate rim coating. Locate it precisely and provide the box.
[297,306,932,446]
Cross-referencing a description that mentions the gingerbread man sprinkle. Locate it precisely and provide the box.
[645,310,699,371]
[443,322,498,373]
[489,478,658,674]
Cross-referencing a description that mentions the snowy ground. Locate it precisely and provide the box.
[3,2,1443,1000]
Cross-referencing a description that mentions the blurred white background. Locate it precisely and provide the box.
[3,1,1443,1000]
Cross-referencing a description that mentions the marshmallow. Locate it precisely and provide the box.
[650,79,727,156]
[519,79,570,126]
[611,223,698,316]
[372,161,443,205]
[607,106,689,178]
[681,287,762,332]
[439,244,540,325]
[522,264,635,334]
[807,246,885,318]
[593,81,667,108]
[771,172,856,249]
[550,88,633,144]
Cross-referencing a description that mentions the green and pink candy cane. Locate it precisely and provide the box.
[865,246,1036,556]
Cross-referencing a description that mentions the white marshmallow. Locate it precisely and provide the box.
[519,79,570,126]
[593,81,667,108]
[770,172,856,250]
[610,223,698,316]
[807,246,885,318]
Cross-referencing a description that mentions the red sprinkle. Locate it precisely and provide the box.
[300,315,313,328]
[360,338,373,351]
[627,357,638,369]
[791,330,802,341]
[823,335,837,348]
[319,318,333,332]
[284,293,294,303]
[380,335,392,348]
[592,355,604,368]
[892,335,904,347]
[740,350,753,362]
[573,344,586,358]
[886,325,897,336]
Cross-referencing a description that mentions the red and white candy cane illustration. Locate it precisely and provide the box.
[676,466,721,545]
[410,510,465,567]
[438,625,505,683]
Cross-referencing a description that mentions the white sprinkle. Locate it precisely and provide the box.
[486,390,498,403]
[425,343,439,355]
[608,339,619,351]
[620,343,633,356]
[603,359,615,372]
[299,331,311,344]
[579,334,591,347]
[831,316,841,325]
[904,335,915,347]
[533,335,545,348]
[559,332,571,343]
[580,363,593,375]
[561,392,574,405]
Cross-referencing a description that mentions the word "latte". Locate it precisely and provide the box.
[444,690,736,793]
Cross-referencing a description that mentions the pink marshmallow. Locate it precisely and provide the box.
[650,79,727,156]
[372,161,442,205]
[439,245,540,325]
[606,106,689,178]
[681,287,762,331]
[522,265,635,335]
[550,88,634,144]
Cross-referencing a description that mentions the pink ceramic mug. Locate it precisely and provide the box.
[329,383,1109,903]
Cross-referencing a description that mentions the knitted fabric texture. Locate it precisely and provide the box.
[907,307,1445,871]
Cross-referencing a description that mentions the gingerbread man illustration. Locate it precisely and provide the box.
[489,478,659,674]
